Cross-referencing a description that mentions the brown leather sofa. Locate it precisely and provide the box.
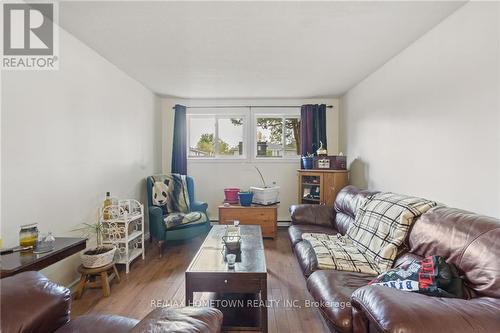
[1,271,223,333]
[289,185,500,333]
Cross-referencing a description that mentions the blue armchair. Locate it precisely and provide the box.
[146,175,210,256]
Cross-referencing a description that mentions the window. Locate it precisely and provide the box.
[188,115,245,158]
[255,116,300,158]
[187,108,300,161]
[188,116,215,157]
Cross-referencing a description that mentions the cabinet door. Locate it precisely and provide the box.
[323,172,349,206]
[322,173,335,205]
[299,172,322,204]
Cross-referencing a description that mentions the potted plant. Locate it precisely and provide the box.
[72,221,116,268]
[301,152,314,169]
[249,166,280,205]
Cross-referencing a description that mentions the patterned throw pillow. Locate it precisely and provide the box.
[368,255,464,298]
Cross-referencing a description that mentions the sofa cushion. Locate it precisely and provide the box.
[409,206,500,298]
[288,224,338,247]
[307,270,376,333]
[294,240,320,276]
[290,204,335,228]
[55,315,139,333]
[351,286,500,333]
[131,307,223,333]
[1,271,70,333]
[333,186,379,234]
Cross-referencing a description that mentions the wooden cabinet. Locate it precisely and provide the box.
[218,204,278,239]
[297,169,349,206]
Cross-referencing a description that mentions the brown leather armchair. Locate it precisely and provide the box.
[289,185,500,333]
[1,271,223,333]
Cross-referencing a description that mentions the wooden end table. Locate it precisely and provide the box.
[1,237,87,278]
[185,225,268,332]
[218,204,278,239]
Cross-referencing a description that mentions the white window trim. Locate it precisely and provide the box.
[186,107,300,163]
[187,113,248,161]
[252,113,301,162]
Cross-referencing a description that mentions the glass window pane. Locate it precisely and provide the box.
[189,117,215,157]
[218,118,244,156]
[285,118,300,156]
[256,117,283,157]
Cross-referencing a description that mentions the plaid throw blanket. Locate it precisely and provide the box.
[302,233,380,274]
[303,192,437,274]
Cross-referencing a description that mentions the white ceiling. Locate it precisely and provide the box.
[59,1,464,98]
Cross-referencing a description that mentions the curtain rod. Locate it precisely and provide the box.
[172,105,333,110]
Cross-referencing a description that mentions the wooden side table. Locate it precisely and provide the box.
[218,204,278,239]
[0,238,86,278]
[74,263,120,299]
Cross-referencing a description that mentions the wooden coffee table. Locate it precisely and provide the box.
[185,225,267,332]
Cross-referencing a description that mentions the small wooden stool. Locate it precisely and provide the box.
[74,262,120,299]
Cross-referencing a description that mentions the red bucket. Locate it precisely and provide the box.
[224,188,240,203]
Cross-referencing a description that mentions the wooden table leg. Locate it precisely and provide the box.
[113,265,121,283]
[185,276,193,306]
[101,271,111,297]
[261,279,268,333]
[74,274,87,299]
[158,240,165,258]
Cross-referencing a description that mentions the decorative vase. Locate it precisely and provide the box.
[316,141,328,156]
[302,156,314,169]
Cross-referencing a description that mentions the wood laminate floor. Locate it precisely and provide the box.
[72,228,330,333]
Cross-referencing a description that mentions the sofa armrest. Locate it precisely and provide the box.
[55,314,138,333]
[1,271,70,333]
[191,200,208,213]
[351,286,500,333]
[131,307,223,333]
[290,204,335,228]
[148,206,166,241]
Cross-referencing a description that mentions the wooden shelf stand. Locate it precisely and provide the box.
[297,169,349,206]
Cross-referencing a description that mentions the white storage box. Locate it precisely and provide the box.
[250,186,280,205]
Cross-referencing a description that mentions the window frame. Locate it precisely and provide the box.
[186,107,300,162]
[187,111,248,161]
[252,113,301,161]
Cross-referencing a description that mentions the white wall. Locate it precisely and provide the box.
[340,2,500,217]
[1,29,161,285]
[161,98,340,221]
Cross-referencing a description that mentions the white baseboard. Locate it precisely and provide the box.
[67,277,80,289]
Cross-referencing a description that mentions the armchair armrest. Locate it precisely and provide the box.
[1,271,70,333]
[191,200,208,213]
[351,286,500,333]
[290,204,335,228]
[148,206,166,241]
